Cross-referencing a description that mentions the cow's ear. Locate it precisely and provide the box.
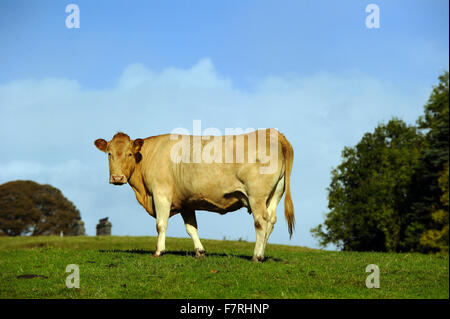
[94,139,108,152]
[132,139,144,153]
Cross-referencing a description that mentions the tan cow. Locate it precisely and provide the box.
[94,129,294,262]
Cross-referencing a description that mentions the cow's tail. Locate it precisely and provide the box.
[280,132,295,239]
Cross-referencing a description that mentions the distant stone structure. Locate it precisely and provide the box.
[73,220,86,236]
[96,217,112,236]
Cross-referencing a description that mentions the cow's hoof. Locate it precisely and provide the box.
[195,249,206,258]
[251,256,264,263]
[152,251,165,258]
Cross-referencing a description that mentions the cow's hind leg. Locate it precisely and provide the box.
[264,176,285,250]
[181,210,205,258]
[249,196,270,262]
[153,194,172,257]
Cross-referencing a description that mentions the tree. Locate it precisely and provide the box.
[312,71,449,252]
[0,180,85,236]
[311,119,424,251]
[419,162,449,253]
[412,71,449,252]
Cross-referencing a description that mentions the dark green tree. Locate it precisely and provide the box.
[311,119,424,251]
[413,71,449,252]
[312,71,449,252]
[420,161,449,253]
[0,180,85,236]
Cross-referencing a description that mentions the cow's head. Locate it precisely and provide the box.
[94,132,144,185]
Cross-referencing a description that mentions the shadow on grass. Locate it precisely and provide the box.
[98,249,282,262]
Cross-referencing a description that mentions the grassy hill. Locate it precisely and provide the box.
[0,236,448,299]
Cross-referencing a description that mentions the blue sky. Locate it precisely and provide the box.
[0,1,448,249]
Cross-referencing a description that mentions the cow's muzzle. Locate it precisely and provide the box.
[110,175,127,185]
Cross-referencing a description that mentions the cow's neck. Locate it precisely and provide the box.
[128,139,158,200]
[128,164,145,196]
[127,163,155,217]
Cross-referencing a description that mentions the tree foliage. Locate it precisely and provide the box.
[414,71,449,252]
[0,180,85,236]
[311,119,423,251]
[420,161,449,253]
[312,71,449,252]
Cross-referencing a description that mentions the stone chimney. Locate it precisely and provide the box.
[96,217,112,236]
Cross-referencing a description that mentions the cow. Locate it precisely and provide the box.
[94,128,294,262]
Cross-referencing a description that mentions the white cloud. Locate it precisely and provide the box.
[0,58,430,248]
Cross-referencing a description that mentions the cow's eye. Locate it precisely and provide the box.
[108,153,111,156]
[128,153,132,157]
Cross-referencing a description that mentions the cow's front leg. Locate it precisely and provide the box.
[153,194,172,257]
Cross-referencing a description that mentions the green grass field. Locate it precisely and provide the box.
[0,236,448,299]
